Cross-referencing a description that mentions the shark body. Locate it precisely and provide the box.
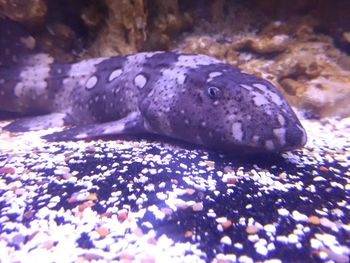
[0,19,306,153]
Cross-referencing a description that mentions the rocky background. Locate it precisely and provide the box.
[1,0,350,118]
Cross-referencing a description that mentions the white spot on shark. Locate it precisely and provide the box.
[252,91,269,106]
[253,83,268,93]
[134,74,147,89]
[240,84,253,91]
[145,51,164,58]
[55,68,63,74]
[273,127,286,146]
[268,91,283,106]
[162,68,186,85]
[13,82,24,98]
[265,140,275,151]
[207,71,223,82]
[108,69,123,82]
[253,83,283,106]
[14,57,52,99]
[176,74,186,85]
[278,114,286,126]
[75,133,89,139]
[176,54,220,68]
[209,72,222,78]
[85,76,98,90]
[232,122,243,142]
[62,57,108,99]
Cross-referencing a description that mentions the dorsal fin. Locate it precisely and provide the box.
[0,18,40,67]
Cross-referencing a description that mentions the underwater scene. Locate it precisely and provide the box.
[0,1,349,262]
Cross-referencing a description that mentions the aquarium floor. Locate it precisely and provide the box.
[0,117,349,262]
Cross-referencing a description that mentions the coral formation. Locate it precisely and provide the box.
[88,0,147,56]
[144,0,193,51]
[271,41,350,117]
[0,0,47,25]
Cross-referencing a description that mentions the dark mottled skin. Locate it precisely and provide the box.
[0,18,307,153]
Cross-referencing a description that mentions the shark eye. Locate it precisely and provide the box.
[207,86,221,100]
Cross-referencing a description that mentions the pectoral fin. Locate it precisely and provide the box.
[3,113,71,132]
[42,111,148,141]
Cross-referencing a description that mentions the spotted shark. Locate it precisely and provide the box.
[0,18,306,153]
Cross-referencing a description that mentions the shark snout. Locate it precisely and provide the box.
[284,124,307,151]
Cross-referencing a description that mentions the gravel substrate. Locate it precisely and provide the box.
[0,117,349,263]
